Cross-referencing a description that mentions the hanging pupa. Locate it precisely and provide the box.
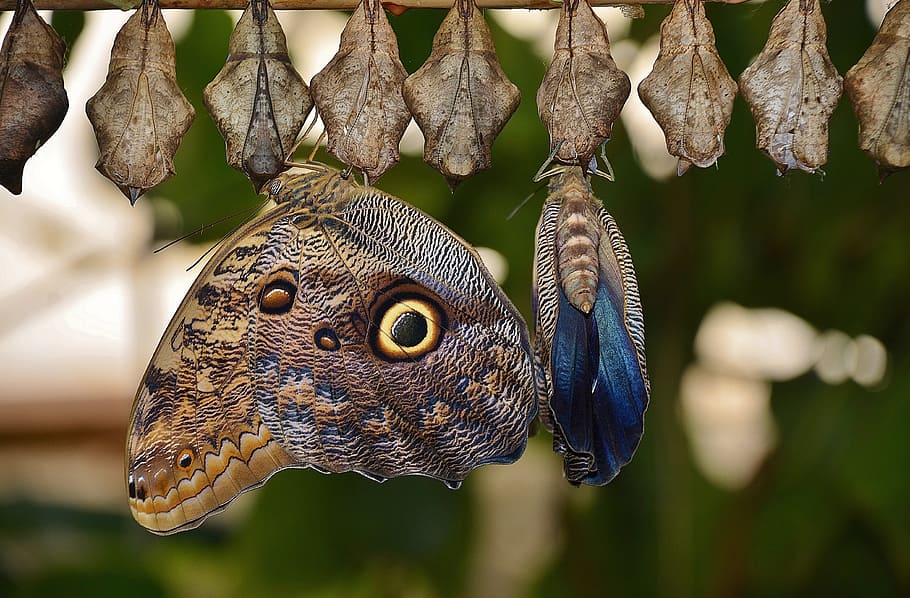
[845,0,910,179]
[739,0,842,175]
[204,0,313,191]
[536,0,630,170]
[638,0,737,175]
[0,0,68,195]
[310,0,411,184]
[402,0,520,187]
[533,166,650,486]
[86,0,195,205]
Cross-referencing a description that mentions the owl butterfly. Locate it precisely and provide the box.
[127,163,537,534]
[533,166,649,485]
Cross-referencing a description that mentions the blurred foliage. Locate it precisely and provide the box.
[4,1,910,597]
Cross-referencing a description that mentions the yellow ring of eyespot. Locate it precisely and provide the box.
[374,296,443,360]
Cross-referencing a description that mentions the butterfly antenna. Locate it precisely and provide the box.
[153,203,263,254]
[507,183,547,221]
[183,201,269,271]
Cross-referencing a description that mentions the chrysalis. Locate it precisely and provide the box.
[739,0,842,174]
[638,0,737,175]
[86,0,195,205]
[204,0,313,191]
[402,0,520,187]
[0,0,68,195]
[310,0,411,184]
[845,0,910,179]
[533,166,649,486]
[536,0,630,170]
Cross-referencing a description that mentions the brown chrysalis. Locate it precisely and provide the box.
[536,0,630,171]
[204,0,313,191]
[310,0,411,184]
[739,0,842,175]
[845,0,910,179]
[402,0,520,187]
[86,0,195,204]
[638,0,737,175]
[0,0,68,195]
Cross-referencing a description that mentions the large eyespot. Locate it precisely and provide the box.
[258,270,298,315]
[370,291,446,362]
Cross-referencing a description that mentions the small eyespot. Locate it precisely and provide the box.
[314,327,341,351]
[128,474,136,499]
[259,279,297,314]
[177,449,194,469]
[370,292,446,361]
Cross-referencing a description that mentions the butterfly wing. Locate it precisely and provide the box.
[128,170,537,534]
[127,204,299,534]
[533,195,649,485]
[257,185,537,482]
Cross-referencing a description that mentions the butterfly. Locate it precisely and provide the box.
[532,165,649,485]
[127,163,538,534]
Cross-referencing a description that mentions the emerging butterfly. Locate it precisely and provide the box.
[127,163,538,534]
[532,165,649,486]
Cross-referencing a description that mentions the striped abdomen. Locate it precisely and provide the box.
[551,168,600,314]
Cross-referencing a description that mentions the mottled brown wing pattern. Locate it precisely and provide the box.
[127,165,537,534]
[127,207,296,533]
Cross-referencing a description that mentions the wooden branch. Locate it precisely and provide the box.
[0,0,750,11]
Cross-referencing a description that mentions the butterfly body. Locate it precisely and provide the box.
[553,173,601,314]
[128,164,537,534]
[533,167,649,485]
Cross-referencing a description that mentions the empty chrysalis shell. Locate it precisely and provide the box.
[403,0,520,187]
[536,0,630,168]
[638,0,737,175]
[86,0,195,205]
[204,0,313,191]
[0,0,68,195]
[739,0,842,175]
[845,0,910,179]
[310,0,411,184]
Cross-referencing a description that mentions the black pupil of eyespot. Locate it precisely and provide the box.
[391,312,427,347]
[128,475,136,498]
[136,479,147,500]
[179,453,191,467]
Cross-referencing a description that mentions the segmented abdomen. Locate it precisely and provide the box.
[550,168,600,314]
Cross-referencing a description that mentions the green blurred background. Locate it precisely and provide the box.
[2,1,909,596]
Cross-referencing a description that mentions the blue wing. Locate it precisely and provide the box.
[549,262,648,485]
